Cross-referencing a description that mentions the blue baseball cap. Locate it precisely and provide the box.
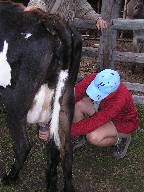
[86,69,120,101]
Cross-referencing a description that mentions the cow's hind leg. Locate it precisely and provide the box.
[1,94,31,184]
[61,139,74,192]
[59,88,75,192]
[46,123,74,192]
[2,118,31,184]
[46,138,60,192]
[2,120,31,184]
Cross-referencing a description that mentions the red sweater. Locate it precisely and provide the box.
[71,73,140,138]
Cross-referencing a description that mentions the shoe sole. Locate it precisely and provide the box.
[73,138,87,150]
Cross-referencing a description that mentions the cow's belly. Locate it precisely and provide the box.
[27,84,54,124]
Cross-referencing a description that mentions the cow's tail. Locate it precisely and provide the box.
[69,27,82,86]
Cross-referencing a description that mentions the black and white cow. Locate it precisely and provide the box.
[0,1,82,191]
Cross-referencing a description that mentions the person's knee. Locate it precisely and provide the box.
[75,100,83,112]
[73,101,85,123]
[75,97,95,116]
[86,132,102,146]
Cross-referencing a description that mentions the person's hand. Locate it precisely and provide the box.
[39,130,50,141]
[18,3,26,10]
[24,6,38,11]
[96,17,108,30]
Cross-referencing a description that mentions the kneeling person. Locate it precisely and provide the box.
[71,69,139,159]
[39,69,140,159]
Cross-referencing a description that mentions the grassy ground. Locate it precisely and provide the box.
[0,100,144,192]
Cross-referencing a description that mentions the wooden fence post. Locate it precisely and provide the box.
[98,0,122,70]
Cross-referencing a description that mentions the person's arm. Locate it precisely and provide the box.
[25,0,48,12]
[75,73,96,103]
[75,0,107,30]
[71,86,126,138]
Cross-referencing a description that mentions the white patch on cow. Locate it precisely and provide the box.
[27,84,54,124]
[0,41,11,88]
[50,70,68,148]
[21,32,32,39]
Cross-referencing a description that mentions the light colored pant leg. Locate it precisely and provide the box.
[109,121,130,146]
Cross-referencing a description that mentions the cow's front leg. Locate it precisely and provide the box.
[2,112,31,184]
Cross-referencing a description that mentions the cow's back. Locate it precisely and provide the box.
[0,4,76,90]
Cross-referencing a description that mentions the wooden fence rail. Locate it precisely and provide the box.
[111,19,144,30]
[72,18,144,105]
[110,18,144,105]
[110,19,144,67]
[123,82,144,105]
[82,47,98,57]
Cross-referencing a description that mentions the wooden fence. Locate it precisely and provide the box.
[72,18,99,57]
[110,18,144,105]
[72,17,144,105]
[110,19,144,68]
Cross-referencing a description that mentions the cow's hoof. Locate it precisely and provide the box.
[47,188,58,192]
[1,174,19,185]
[63,186,75,192]
[62,189,75,192]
